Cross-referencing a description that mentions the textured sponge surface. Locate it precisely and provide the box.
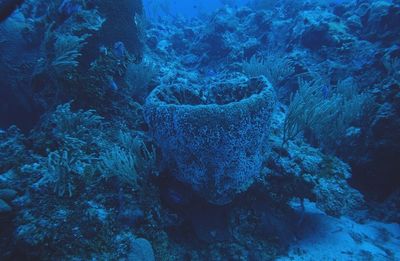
[145,76,277,204]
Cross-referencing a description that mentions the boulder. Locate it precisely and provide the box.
[0,199,11,213]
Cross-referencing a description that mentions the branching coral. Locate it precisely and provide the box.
[22,102,155,196]
[383,56,400,82]
[99,131,156,187]
[67,9,106,33]
[48,102,104,153]
[0,126,25,173]
[22,102,104,197]
[242,54,294,86]
[124,61,157,103]
[283,77,374,150]
[99,145,139,187]
[28,3,107,110]
[47,149,95,197]
[283,78,330,143]
[43,7,105,75]
[118,131,156,176]
[51,33,90,74]
[21,147,96,197]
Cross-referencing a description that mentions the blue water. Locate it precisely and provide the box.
[143,0,369,20]
[144,0,246,19]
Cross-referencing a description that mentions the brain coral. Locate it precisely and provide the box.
[144,76,276,204]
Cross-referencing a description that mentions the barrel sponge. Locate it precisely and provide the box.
[144,76,277,204]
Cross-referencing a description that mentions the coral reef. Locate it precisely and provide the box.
[0,14,43,130]
[0,126,26,173]
[283,77,374,151]
[0,0,399,260]
[95,0,144,58]
[1,0,146,131]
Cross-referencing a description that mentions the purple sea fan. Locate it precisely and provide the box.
[113,41,126,58]
[107,76,118,91]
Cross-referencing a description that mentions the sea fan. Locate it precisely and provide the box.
[51,33,90,74]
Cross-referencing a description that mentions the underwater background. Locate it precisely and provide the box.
[0,0,399,260]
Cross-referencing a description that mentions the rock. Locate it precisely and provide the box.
[146,35,158,49]
[292,9,355,52]
[254,10,272,31]
[195,31,232,60]
[144,76,276,204]
[95,0,144,57]
[314,178,365,217]
[0,125,25,173]
[361,1,400,44]
[0,169,17,186]
[171,31,189,52]
[117,208,144,227]
[333,4,347,17]
[236,7,252,19]
[183,28,195,39]
[0,188,17,201]
[0,16,44,131]
[346,15,363,31]
[181,54,199,66]
[127,238,155,261]
[264,131,365,217]
[12,193,31,208]
[0,198,12,213]
[212,8,238,33]
[243,37,260,59]
[156,39,171,54]
[300,22,330,50]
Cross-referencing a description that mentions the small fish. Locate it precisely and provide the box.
[205,69,216,77]
[107,76,119,91]
[113,41,126,58]
[322,85,330,99]
[99,45,108,56]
